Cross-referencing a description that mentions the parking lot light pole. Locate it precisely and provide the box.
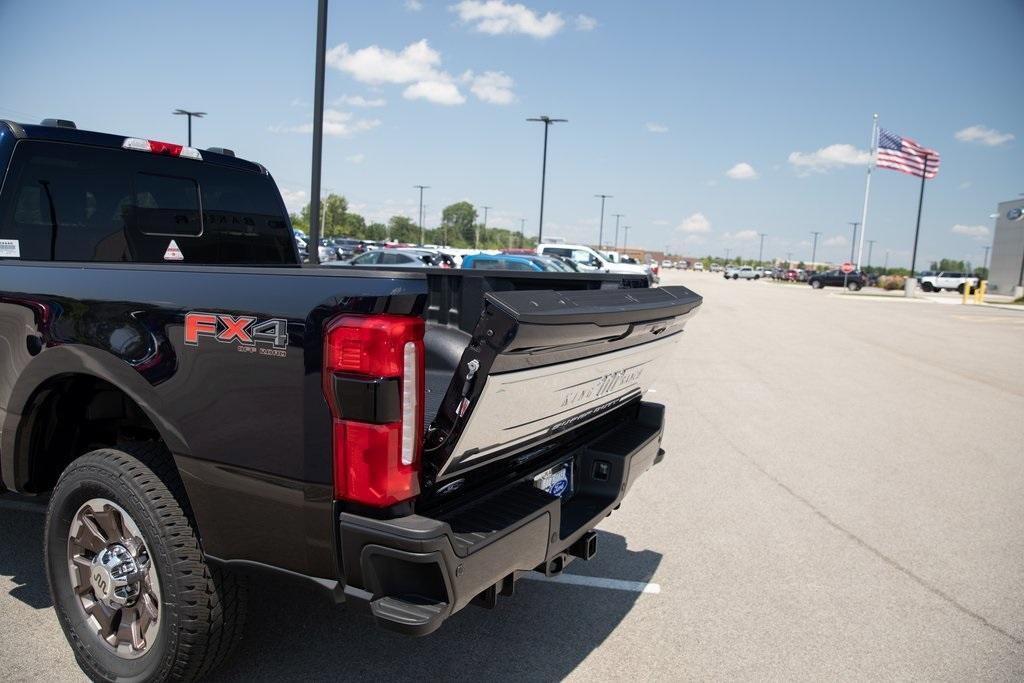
[173,109,206,146]
[623,225,631,253]
[848,222,860,263]
[306,0,328,265]
[612,213,624,251]
[479,205,491,249]
[527,116,567,244]
[414,185,429,245]
[595,194,611,249]
[810,231,821,266]
[867,240,876,270]
[758,233,766,267]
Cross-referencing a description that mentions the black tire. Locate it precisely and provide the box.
[957,284,965,294]
[847,282,861,291]
[754,275,760,280]
[810,280,823,289]
[921,282,934,292]
[45,443,246,682]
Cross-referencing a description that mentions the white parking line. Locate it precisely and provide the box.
[519,572,661,594]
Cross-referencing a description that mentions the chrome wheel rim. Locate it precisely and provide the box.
[66,498,161,659]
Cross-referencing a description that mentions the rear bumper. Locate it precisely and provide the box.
[337,401,665,636]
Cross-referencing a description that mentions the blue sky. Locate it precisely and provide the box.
[1,0,1021,266]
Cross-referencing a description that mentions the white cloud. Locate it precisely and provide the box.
[405,0,423,10]
[725,229,759,242]
[788,144,871,173]
[726,162,758,180]
[955,125,1014,147]
[279,188,307,211]
[951,224,990,240]
[268,109,381,137]
[684,235,706,245]
[645,122,668,133]
[451,0,565,38]
[327,40,444,85]
[958,181,972,190]
[403,80,465,105]
[824,235,848,247]
[575,14,597,31]
[346,153,365,164]
[676,213,712,234]
[463,70,516,104]
[327,39,514,106]
[336,94,387,108]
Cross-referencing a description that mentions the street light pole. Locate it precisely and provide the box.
[520,218,526,247]
[866,240,876,270]
[758,233,766,267]
[594,194,611,250]
[612,213,624,252]
[982,244,991,272]
[173,109,206,146]
[847,222,860,263]
[623,225,631,253]
[527,116,567,244]
[725,247,732,264]
[305,0,328,265]
[810,231,821,266]
[479,205,491,249]
[414,185,429,245]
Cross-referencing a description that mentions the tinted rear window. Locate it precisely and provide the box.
[0,140,296,264]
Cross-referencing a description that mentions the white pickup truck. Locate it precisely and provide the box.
[724,266,761,280]
[919,271,980,293]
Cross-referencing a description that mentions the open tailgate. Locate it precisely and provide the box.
[423,285,701,482]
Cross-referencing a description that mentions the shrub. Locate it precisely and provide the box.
[878,275,906,291]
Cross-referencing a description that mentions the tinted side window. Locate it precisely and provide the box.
[0,140,295,264]
[544,247,571,258]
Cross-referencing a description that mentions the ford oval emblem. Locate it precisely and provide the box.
[551,479,568,496]
[1008,207,1023,221]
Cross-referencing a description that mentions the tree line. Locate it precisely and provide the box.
[289,194,534,249]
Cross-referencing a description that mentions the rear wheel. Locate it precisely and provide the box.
[45,444,246,682]
[847,281,861,291]
[811,280,823,289]
[957,284,965,294]
[922,282,934,292]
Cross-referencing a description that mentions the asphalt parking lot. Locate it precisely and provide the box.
[2,270,1022,681]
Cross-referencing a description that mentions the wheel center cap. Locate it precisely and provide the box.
[90,544,141,608]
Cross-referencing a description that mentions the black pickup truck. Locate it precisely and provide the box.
[0,119,701,682]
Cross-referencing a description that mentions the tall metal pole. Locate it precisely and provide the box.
[856,114,879,269]
[982,244,991,272]
[306,0,328,266]
[884,250,890,271]
[414,185,429,245]
[758,233,766,266]
[847,222,859,263]
[623,225,631,253]
[173,110,206,147]
[595,194,611,249]
[725,247,731,263]
[810,231,821,266]
[612,213,624,251]
[479,205,491,250]
[520,218,525,248]
[908,153,930,278]
[867,240,876,269]
[527,116,567,244]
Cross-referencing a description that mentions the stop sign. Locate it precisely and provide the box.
[841,262,854,274]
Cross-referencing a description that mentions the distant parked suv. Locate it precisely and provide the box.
[808,269,866,291]
[918,271,979,293]
[724,266,760,280]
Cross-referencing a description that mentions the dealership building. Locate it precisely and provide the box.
[988,198,1024,296]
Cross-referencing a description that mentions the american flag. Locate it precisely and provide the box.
[876,128,940,179]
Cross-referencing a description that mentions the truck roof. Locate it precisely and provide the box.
[0,119,267,176]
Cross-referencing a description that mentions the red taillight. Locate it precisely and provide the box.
[323,314,424,507]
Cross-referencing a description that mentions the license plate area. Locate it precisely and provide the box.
[533,458,574,500]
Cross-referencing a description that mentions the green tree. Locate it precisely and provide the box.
[365,222,387,241]
[388,215,420,243]
[441,202,478,245]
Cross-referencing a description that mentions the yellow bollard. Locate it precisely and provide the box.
[975,280,987,304]
[962,280,973,304]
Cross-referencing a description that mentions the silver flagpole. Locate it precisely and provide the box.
[855,113,878,270]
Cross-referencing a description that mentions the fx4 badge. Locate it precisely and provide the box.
[184,312,289,357]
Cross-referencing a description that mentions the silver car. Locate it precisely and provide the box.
[326,247,442,268]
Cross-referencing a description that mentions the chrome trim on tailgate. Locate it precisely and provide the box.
[435,332,681,480]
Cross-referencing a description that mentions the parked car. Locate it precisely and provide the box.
[661,259,673,269]
[808,269,867,290]
[724,266,760,280]
[537,243,653,283]
[0,118,702,680]
[333,247,446,268]
[462,253,576,272]
[693,262,704,272]
[918,271,980,293]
